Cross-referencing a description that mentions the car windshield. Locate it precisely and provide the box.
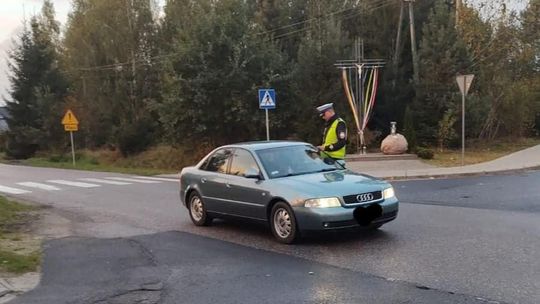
[256,145,344,179]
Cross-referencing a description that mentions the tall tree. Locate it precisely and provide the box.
[63,0,160,154]
[157,0,289,147]
[4,0,68,158]
[412,0,471,145]
[290,1,352,145]
[517,0,540,136]
[253,0,309,59]
[468,8,535,139]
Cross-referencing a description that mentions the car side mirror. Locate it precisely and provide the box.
[244,168,261,179]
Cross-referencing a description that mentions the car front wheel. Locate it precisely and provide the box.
[189,192,212,226]
[270,202,298,244]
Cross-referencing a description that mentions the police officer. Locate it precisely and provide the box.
[316,103,347,163]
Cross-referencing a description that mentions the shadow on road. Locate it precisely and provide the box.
[193,217,394,246]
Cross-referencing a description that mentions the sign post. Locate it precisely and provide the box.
[258,89,276,141]
[61,109,79,166]
[456,74,474,166]
[265,109,269,141]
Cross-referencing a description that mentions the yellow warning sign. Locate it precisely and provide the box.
[61,110,79,125]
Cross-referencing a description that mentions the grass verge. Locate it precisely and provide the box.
[22,157,171,176]
[0,196,41,274]
[9,145,198,176]
[0,251,40,274]
[424,137,540,167]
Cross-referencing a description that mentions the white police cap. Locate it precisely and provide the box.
[316,103,334,113]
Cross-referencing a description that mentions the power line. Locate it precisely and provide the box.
[71,0,397,73]
[255,0,393,37]
[255,5,358,36]
[271,0,396,40]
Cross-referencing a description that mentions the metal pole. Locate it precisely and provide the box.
[408,0,420,84]
[360,39,366,154]
[70,131,76,166]
[394,0,405,68]
[265,109,270,141]
[461,77,466,166]
[354,39,357,154]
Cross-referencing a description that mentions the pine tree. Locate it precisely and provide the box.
[4,26,42,158]
[4,0,68,158]
[412,0,471,145]
[157,0,289,146]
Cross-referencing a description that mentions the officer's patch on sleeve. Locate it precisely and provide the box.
[339,132,346,139]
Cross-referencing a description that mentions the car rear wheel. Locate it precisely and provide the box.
[189,192,212,226]
[270,202,298,244]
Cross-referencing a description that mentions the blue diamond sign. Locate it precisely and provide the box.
[259,89,276,109]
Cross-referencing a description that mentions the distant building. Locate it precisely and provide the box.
[0,106,9,132]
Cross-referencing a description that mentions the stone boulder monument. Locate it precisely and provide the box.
[380,122,408,155]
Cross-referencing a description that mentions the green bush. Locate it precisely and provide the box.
[48,154,68,162]
[0,132,6,152]
[535,113,540,136]
[402,106,417,152]
[416,147,434,159]
[116,118,156,157]
[88,157,99,165]
[5,127,43,159]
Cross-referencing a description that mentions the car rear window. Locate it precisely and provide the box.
[202,149,233,174]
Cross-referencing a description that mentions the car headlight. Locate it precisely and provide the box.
[304,197,341,208]
[383,187,395,199]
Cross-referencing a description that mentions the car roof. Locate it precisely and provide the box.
[222,140,310,151]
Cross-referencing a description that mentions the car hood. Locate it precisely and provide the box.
[271,170,390,198]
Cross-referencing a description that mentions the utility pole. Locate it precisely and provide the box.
[456,0,462,27]
[393,0,405,71]
[406,0,419,84]
[393,0,405,88]
[125,0,137,118]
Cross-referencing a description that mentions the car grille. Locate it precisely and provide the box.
[343,191,383,205]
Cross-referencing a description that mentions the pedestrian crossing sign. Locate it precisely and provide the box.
[259,89,276,109]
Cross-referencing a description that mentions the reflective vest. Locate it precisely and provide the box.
[323,118,346,159]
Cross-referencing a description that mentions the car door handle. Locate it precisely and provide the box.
[201,178,207,183]
[226,183,232,188]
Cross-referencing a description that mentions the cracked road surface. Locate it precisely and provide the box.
[11,232,490,304]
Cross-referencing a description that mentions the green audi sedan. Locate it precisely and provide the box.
[179,141,398,244]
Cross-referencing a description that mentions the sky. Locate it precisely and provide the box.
[0,0,71,105]
[0,0,531,106]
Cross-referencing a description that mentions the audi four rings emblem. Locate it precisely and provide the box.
[356,193,374,202]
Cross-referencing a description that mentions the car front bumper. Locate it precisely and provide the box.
[293,197,399,231]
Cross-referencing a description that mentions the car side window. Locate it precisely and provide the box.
[229,149,259,177]
[203,149,232,174]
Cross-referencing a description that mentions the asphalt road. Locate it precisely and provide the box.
[1,163,539,304]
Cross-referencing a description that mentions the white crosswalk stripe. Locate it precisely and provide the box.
[1,175,169,195]
[105,177,161,184]
[0,185,31,194]
[79,178,131,185]
[17,182,61,191]
[47,180,100,188]
[131,176,178,182]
